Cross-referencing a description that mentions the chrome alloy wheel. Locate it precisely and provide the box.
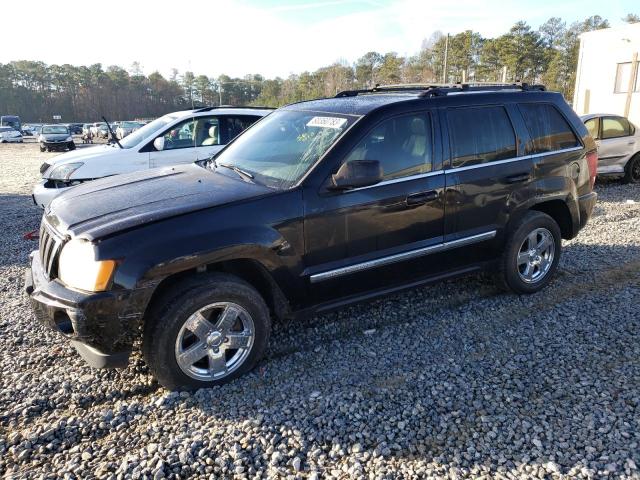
[175,302,255,381]
[516,227,555,284]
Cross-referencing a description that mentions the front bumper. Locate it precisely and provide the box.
[24,252,148,369]
[41,141,73,150]
[32,179,69,208]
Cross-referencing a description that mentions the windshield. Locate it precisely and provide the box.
[212,110,355,189]
[119,114,175,149]
[42,125,69,134]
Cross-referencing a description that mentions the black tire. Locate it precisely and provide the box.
[498,211,562,294]
[142,273,270,390]
[623,153,640,184]
[68,143,75,151]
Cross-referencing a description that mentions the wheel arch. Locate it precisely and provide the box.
[142,257,291,329]
[529,199,574,239]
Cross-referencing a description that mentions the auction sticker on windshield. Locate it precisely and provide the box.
[307,117,347,129]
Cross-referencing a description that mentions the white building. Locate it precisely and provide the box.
[573,23,640,125]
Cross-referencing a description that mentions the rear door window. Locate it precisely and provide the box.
[518,103,580,153]
[221,116,261,144]
[447,106,516,168]
[601,117,632,139]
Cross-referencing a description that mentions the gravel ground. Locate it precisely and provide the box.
[0,143,639,479]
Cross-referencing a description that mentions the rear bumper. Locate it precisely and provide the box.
[578,191,597,230]
[24,252,150,369]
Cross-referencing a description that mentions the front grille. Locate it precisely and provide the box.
[39,220,65,280]
[39,162,50,174]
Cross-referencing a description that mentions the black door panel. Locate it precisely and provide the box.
[442,104,535,254]
[444,159,536,240]
[303,173,445,303]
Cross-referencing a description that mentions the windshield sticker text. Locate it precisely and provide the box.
[306,117,347,129]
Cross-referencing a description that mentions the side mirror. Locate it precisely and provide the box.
[153,136,165,151]
[330,160,383,190]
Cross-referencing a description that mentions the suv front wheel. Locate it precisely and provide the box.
[498,211,562,294]
[143,273,271,390]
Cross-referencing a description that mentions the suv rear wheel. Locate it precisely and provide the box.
[498,211,561,294]
[143,273,270,390]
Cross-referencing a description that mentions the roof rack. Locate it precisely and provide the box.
[335,82,546,98]
[194,105,275,112]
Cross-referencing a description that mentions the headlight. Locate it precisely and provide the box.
[48,162,83,181]
[58,239,117,292]
[66,136,73,142]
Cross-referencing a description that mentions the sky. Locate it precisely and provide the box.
[2,0,638,79]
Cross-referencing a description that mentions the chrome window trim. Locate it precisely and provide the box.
[446,146,583,173]
[309,230,496,283]
[346,170,444,193]
[342,146,583,191]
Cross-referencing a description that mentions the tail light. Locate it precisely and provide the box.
[586,150,598,190]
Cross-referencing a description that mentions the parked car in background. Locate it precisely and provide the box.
[67,123,84,135]
[97,124,112,139]
[25,84,598,390]
[0,126,24,143]
[116,121,142,139]
[90,122,106,137]
[22,124,38,136]
[581,114,640,183]
[38,124,75,152]
[32,106,272,207]
[0,115,21,133]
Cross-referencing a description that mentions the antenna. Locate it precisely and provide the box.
[187,59,196,149]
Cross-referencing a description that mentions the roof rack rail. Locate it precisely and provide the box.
[194,105,275,112]
[335,82,546,98]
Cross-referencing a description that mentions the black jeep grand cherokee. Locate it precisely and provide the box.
[25,84,598,390]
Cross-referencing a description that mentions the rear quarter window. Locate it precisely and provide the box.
[518,103,580,154]
[447,106,517,168]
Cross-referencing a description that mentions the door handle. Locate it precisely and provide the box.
[406,190,438,206]
[504,173,530,184]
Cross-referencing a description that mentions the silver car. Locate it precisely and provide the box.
[581,114,640,183]
[116,121,142,139]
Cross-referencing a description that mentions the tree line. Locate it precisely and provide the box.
[1,14,637,122]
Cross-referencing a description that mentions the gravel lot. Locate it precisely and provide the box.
[0,142,639,479]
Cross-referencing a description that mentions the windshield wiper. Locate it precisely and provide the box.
[217,162,254,182]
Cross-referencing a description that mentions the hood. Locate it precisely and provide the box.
[44,144,120,172]
[46,163,273,240]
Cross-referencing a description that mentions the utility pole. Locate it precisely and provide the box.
[624,52,638,118]
[442,33,450,84]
